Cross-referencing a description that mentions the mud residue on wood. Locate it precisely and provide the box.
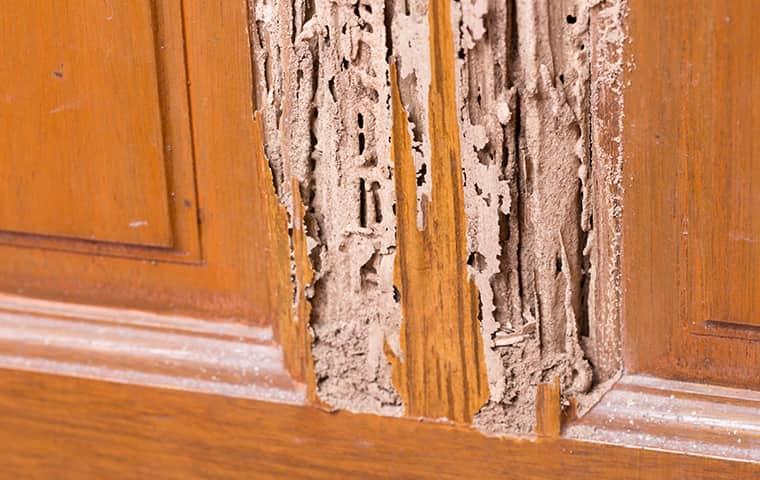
[384,0,489,423]
[252,113,316,398]
[250,0,402,414]
[248,0,626,434]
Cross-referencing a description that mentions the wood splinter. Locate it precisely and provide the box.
[535,377,562,438]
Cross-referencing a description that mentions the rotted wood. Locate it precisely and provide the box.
[253,114,317,402]
[385,0,489,424]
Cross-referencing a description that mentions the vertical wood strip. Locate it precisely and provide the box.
[385,0,488,423]
[252,114,316,401]
[536,377,561,437]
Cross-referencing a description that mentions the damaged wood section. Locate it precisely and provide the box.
[249,0,625,434]
[252,115,317,400]
[250,0,402,414]
[384,0,488,424]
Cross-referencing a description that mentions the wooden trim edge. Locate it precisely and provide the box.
[565,374,760,462]
[0,294,305,405]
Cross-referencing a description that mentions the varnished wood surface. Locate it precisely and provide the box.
[0,368,756,479]
[0,0,173,246]
[535,378,561,438]
[0,0,201,263]
[386,1,489,424]
[684,2,760,335]
[0,0,278,325]
[623,0,760,388]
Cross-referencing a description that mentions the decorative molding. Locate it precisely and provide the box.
[565,374,760,462]
[0,294,305,405]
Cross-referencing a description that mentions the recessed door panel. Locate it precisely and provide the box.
[0,0,270,324]
[0,0,173,247]
[624,0,760,389]
[684,3,760,339]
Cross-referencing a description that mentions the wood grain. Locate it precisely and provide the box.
[684,2,760,335]
[0,368,756,479]
[0,0,172,246]
[0,0,201,263]
[535,378,561,438]
[385,0,488,424]
[587,0,624,381]
[0,0,277,324]
[623,0,760,388]
[0,293,305,405]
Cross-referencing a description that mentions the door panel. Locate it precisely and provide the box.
[686,2,760,338]
[0,0,172,246]
[624,0,760,388]
[0,0,271,324]
[0,0,201,261]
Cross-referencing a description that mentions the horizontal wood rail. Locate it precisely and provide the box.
[565,374,760,462]
[0,368,756,479]
[0,293,757,477]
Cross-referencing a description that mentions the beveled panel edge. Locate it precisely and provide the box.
[0,293,305,405]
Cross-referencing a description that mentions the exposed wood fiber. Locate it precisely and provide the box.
[251,0,402,414]
[252,115,316,399]
[386,0,489,422]
[249,0,625,434]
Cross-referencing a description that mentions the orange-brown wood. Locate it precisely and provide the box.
[0,1,757,476]
[535,378,561,438]
[0,0,172,246]
[0,0,276,325]
[684,2,760,336]
[385,0,488,424]
[623,0,760,388]
[289,178,318,400]
[0,0,201,260]
[0,368,756,479]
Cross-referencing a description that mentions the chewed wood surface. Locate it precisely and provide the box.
[386,0,489,425]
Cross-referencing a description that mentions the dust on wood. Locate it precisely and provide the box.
[384,0,489,423]
[253,114,317,401]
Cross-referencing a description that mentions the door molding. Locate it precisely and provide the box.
[0,293,304,405]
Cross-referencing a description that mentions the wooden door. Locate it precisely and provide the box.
[624,0,760,389]
[0,1,757,478]
[0,0,274,323]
